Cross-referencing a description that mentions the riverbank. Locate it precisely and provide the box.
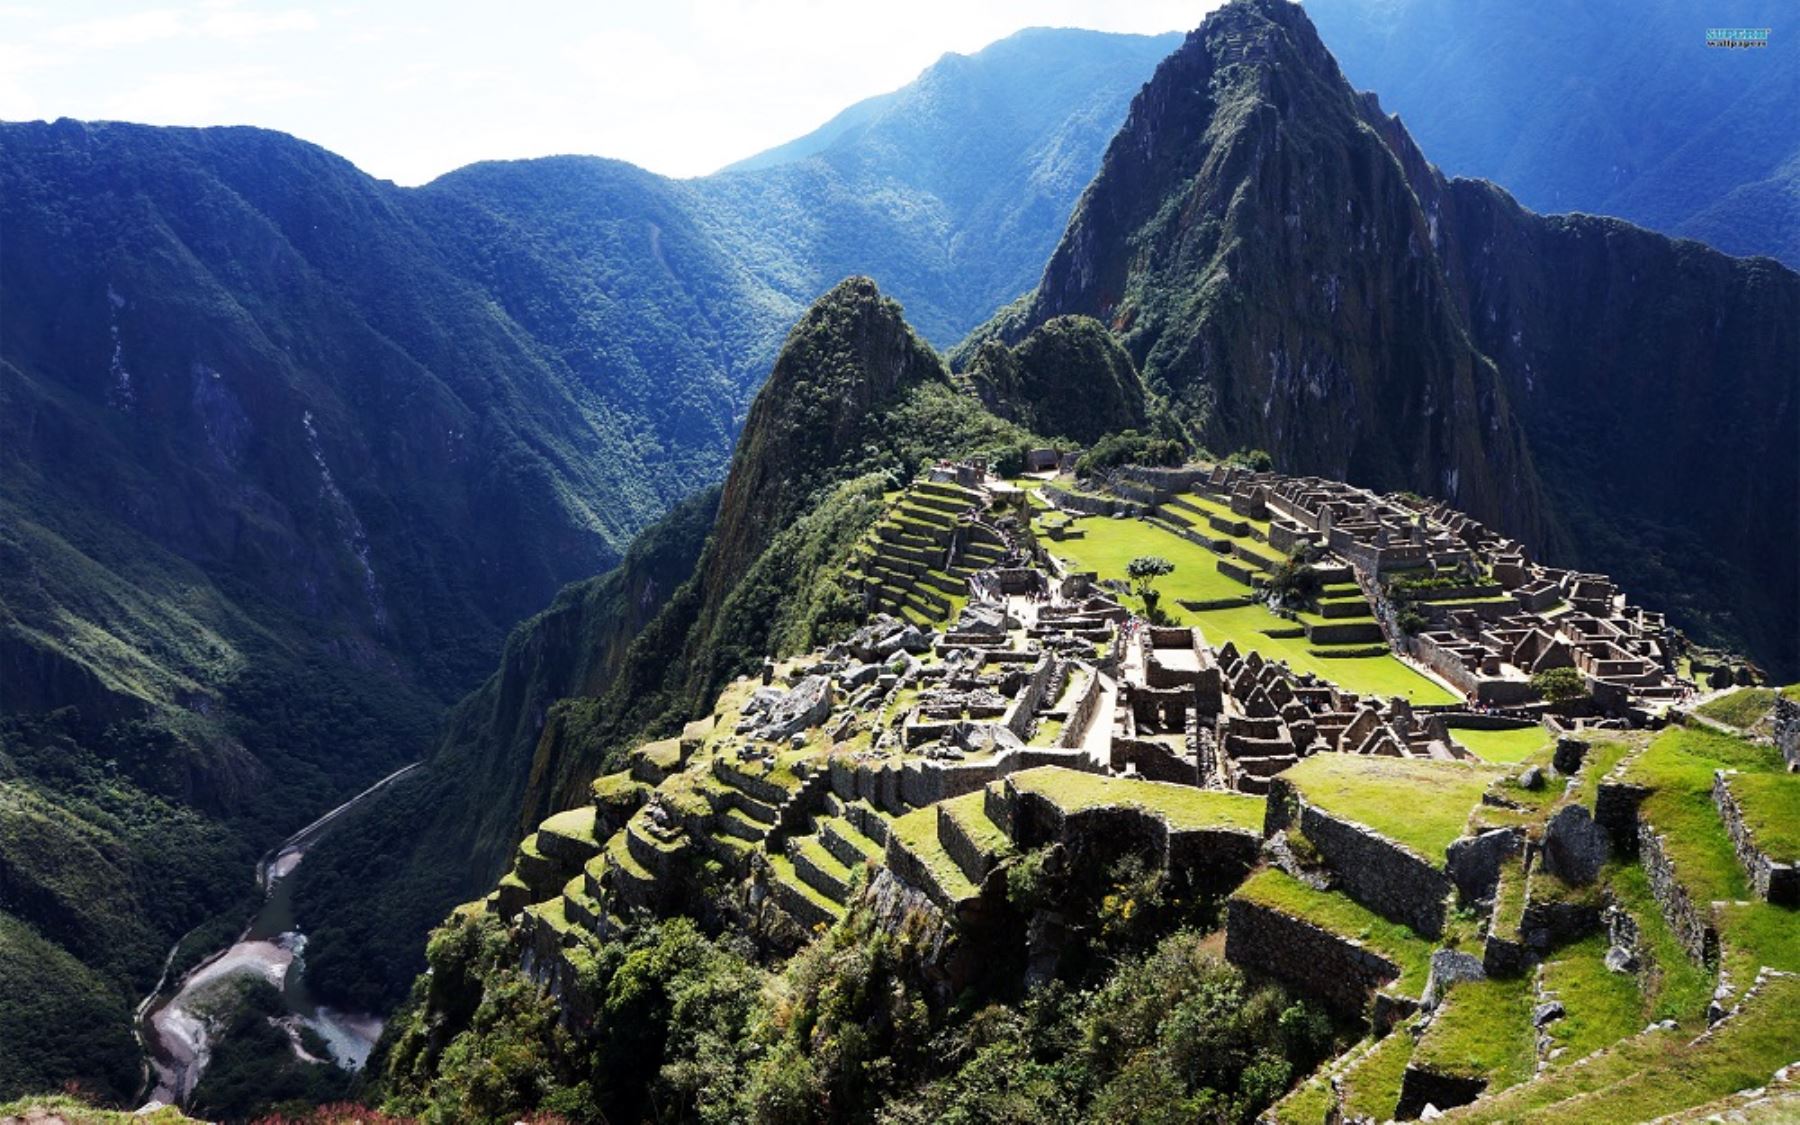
[135,762,422,1110]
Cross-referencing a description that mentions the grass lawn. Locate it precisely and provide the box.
[1695,687,1780,730]
[1723,772,1800,861]
[1233,869,1433,994]
[1340,1031,1413,1122]
[1572,736,1641,811]
[1042,515,1456,703]
[1457,975,1800,1124]
[1539,934,1646,1063]
[1412,974,1538,1089]
[1715,901,1800,999]
[940,791,1013,857]
[1623,727,1783,905]
[889,806,979,902]
[1449,724,1552,765]
[1607,863,1715,1024]
[1280,753,1499,860]
[1009,765,1265,832]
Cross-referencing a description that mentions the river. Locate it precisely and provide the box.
[136,761,422,1109]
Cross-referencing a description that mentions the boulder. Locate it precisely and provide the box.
[1518,765,1545,790]
[1423,949,1486,1009]
[1542,804,1608,885]
[1533,1000,1566,1026]
[752,675,834,741]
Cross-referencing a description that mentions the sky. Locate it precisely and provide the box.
[0,1,1215,184]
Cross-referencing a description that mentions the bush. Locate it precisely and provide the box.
[1074,430,1186,477]
[1532,666,1590,704]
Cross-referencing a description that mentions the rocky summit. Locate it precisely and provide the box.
[2,1,1795,1122]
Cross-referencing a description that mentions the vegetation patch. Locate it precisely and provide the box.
[1232,870,1433,994]
[889,807,980,902]
[1538,934,1645,1063]
[1340,1029,1414,1122]
[1450,725,1552,765]
[1280,754,1498,860]
[1607,863,1716,1024]
[1723,772,1800,862]
[1411,974,1537,1089]
[1010,766,1265,832]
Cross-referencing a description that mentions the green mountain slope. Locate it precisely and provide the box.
[295,279,1035,1011]
[0,28,1172,1100]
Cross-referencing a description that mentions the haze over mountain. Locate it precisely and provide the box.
[0,26,1174,1100]
[1303,0,1800,268]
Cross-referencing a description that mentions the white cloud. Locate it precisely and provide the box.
[3,0,1222,182]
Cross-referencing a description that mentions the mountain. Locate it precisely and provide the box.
[961,0,1799,676]
[0,27,1171,1101]
[1302,0,1800,268]
[293,279,1036,1013]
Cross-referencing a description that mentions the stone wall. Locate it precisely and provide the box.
[1775,696,1800,770]
[995,779,1258,892]
[1266,777,1452,937]
[1111,736,1199,785]
[1713,771,1799,905]
[1595,779,1652,856]
[1224,898,1404,1018]
[1638,820,1719,967]
[1003,656,1057,741]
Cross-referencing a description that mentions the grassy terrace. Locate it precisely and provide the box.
[941,790,1012,856]
[1725,771,1800,862]
[1538,934,1645,1064]
[1040,513,1455,703]
[1009,766,1265,833]
[1233,869,1433,995]
[538,806,598,847]
[889,806,979,902]
[1280,754,1498,861]
[1446,975,1800,1123]
[1449,724,1552,765]
[1413,975,1537,1090]
[1694,685,1799,731]
[1341,1031,1413,1122]
[1622,727,1780,904]
[1571,735,1641,811]
[1606,863,1716,1024]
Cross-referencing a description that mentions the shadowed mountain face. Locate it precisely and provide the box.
[0,27,1172,1100]
[1304,0,1800,270]
[965,0,1799,675]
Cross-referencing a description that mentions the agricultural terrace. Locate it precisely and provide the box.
[1039,512,1455,703]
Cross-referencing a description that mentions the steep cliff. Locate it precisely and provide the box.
[965,0,1798,673]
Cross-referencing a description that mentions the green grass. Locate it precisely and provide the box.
[1449,724,1552,765]
[1009,765,1266,832]
[1538,935,1645,1063]
[940,791,1013,857]
[889,806,980,902]
[1453,974,1800,1124]
[1715,901,1800,994]
[1623,727,1780,905]
[1606,863,1716,1024]
[1571,736,1639,811]
[1492,858,1528,936]
[1269,1065,1339,1125]
[1724,772,1800,861]
[1694,687,1781,730]
[767,854,847,921]
[1412,974,1538,1089]
[538,806,599,847]
[1341,1030,1413,1122]
[1280,754,1499,861]
[1233,869,1433,994]
[1039,514,1455,703]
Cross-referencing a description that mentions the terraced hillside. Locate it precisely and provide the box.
[850,479,1002,627]
[390,455,1791,1123]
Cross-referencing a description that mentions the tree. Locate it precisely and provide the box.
[1531,666,1588,705]
[1127,556,1175,621]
